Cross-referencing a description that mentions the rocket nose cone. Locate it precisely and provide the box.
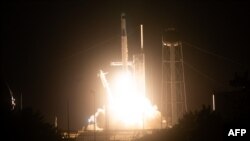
[121,13,126,19]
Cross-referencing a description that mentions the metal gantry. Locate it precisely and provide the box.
[161,28,187,127]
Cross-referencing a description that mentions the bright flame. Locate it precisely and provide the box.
[112,71,146,125]
[86,70,163,130]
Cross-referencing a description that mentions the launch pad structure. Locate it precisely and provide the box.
[76,14,187,141]
[76,13,148,141]
[161,28,187,126]
[76,129,155,141]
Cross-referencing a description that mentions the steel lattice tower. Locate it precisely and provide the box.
[161,28,187,127]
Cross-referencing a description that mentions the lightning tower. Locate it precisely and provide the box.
[133,24,145,96]
[161,28,187,127]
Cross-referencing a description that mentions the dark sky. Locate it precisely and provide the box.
[2,0,250,130]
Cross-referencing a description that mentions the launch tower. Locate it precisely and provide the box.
[161,28,187,126]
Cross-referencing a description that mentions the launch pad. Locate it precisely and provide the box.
[76,129,154,141]
[76,13,186,141]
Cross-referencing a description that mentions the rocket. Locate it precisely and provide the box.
[110,13,132,69]
[121,13,128,71]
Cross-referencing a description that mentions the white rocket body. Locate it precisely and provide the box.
[121,13,128,71]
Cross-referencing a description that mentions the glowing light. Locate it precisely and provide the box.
[86,70,163,130]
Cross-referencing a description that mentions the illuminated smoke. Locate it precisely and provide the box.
[86,70,164,130]
[87,108,104,130]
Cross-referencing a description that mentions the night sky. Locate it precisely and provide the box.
[2,0,250,130]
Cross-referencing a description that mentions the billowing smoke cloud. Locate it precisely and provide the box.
[84,70,165,131]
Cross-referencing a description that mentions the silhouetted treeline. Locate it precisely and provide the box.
[136,72,250,141]
[4,108,62,141]
[1,79,62,141]
[230,71,249,90]
[137,106,223,141]
[137,105,249,141]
